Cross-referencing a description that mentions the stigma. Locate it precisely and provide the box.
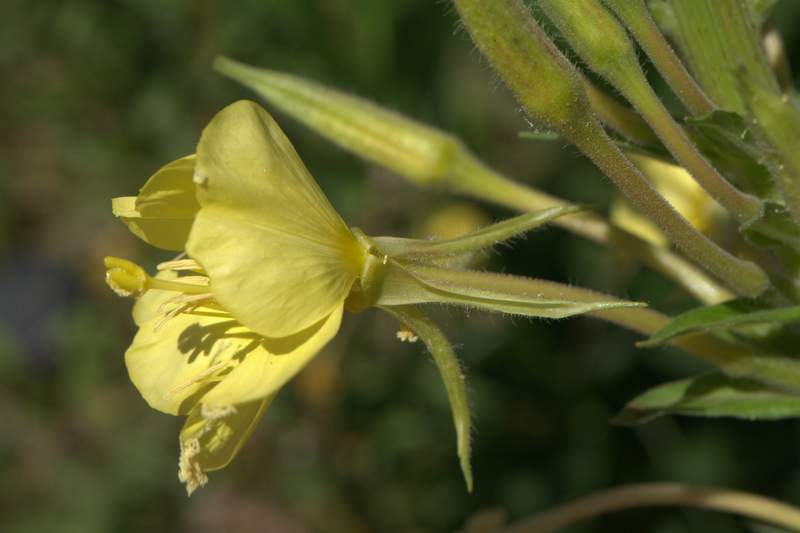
[104,256,220,330]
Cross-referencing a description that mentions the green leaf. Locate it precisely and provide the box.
[685,110,777,200]
[614,372,800,425]
[639,298,800,347]
[741,202,800,256]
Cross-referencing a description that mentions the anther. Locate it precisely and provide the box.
[396,329,419,343]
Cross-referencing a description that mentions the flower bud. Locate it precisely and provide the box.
[454,0,592,134]
[538,0,643,94]
[214,56,461,185]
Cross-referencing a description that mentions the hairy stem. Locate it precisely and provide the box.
[571,120,769,298]
[603,0,714,116]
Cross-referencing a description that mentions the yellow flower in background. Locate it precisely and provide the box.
[107,100,363,494]
[611,153,725,247]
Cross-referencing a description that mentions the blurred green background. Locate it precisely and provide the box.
[3,1,800,532]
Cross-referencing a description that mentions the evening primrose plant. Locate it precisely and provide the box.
[103,0,800,529]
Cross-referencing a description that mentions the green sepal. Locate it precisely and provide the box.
[614,372,800,425]
[375,262,645,319]
[381,305,474,492]
[372,206,582,261]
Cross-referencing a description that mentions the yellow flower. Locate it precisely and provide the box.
[107,100,643,496]
[107,100,363,494]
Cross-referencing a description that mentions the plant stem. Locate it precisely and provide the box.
[628,79,763,225]
[448,150,733,304]
[456,0,767,296]
[603,0,715,117]
[539,0,763,225]
[571,120,769,298]
[503,483,800,532]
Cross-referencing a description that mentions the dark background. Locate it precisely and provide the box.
[2,1,800,531]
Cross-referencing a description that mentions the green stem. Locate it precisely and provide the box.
[540,0,763,225]
[571,120,769,298]
[628,79,763,225]
[504,483,800,533]
[603,0,715,117]
[448,149,733,304]
[381,305,473,492]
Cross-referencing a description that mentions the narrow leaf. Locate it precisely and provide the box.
[614,372,800,425]
[640,299,800,347]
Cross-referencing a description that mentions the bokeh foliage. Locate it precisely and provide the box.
[2,1,800,531]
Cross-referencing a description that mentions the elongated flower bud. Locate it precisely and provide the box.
[538,0,643,97]
[453,0,591,135]
[215,56,460,186]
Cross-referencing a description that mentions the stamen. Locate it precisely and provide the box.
[157,259,204,273]
[178,437,207,496]
[167,360,228,397]
[154,293,214,332]
[148,276,210,295]
[166,337,240,397]
[201,404,237,421]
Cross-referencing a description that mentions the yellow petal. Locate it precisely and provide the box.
[201,304,343,408]
[126,288,264,415]
[187,100,361,337]
[113,155,199,251]
[179,397,272,495]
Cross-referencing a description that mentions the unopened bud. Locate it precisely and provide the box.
[539,0,642,95]
[454,0,591,135]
